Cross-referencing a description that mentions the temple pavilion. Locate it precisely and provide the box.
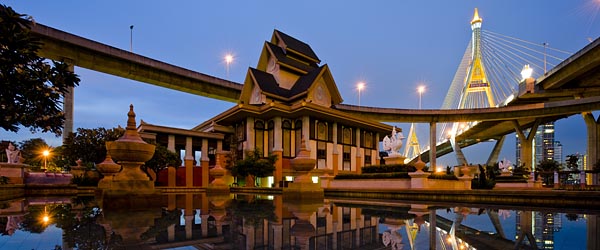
[140,30,394,187]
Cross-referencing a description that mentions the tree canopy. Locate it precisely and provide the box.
[231,149,277,179]
[18,137,48,166]
[537,159,561,172]
[565,154,579,171]
[61,127,125,167]
[144,143,182,175]
[0,5,80,135]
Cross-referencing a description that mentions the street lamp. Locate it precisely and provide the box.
[417,85,426,109]
[224,54,234,78]
[129,25,134,52]
[42,149,50,171]
[357,82,365,106]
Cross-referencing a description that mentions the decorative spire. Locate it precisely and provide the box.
[471,8,482,25]
[127,104,136,130]
[116,104,145,143]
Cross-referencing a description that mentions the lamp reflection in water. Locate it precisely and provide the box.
[41,205,50,225]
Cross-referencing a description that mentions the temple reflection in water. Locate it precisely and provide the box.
[0,193,597,249]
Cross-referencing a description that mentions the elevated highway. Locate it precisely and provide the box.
[30,21,600,168]
[30,23,243,102]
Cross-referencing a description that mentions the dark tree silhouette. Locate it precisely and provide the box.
[0,5,80,135]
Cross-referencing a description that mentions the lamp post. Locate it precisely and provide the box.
[357,82,365,106]
[42,149,49,171]
[225,54,233,78]
[129,25,134,52]
[417,85,425,109]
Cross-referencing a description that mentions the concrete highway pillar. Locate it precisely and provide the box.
[429,122,437,170]
[428,209,437,250]
[583,112,599,185]
[512,119,541,171]
[486,136,505,166]
[450,135,468,166]
[62,59,75,143]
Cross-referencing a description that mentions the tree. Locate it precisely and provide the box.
[566,154,579,171]
[537,159,561,172]
[18,138,46,166]
[230,148,277,187]
[60,127,125,168]
[61,127,181,177]
[0,5,80,135]
[144,143,182,176]
[537,159,560,185]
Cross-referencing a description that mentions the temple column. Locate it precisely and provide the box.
[513,119,541,171]
[332,122,339,176]
[167,135,176,187]
[332,205,339,249]
[246,117,255,151]
[355,128,362,174]
[302,116,310,149]
[273,117,283,187]
[201,138,209,187]
[185,137,194,187]
[201,214,209,237]
[375,133,380,164]
[167,135,176,152]
[185,193,194,240]
[355,209,363,247]
[583,112,599,185]
[429,122,437,169]
[62,58,75,143]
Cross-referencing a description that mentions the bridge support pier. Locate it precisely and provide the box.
[62,58,75,143]
[583,112,599,185]
[429,122,437,170]
[486,136,505,166]
[449,136,468,166]
[513,119,541,171]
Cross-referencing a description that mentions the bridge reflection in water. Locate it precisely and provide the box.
[0,194,596,249]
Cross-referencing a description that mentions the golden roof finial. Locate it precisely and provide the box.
[471,8,482,24]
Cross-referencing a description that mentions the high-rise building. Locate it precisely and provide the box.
[516,122,555,169]
[554,141,563,165]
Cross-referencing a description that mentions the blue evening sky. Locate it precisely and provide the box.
[2,1,599,166]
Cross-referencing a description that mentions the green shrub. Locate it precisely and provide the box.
[71,175,99,186]
[427,174,458,180]
[334,172,410,179]
[362,164,416,173]
[494,176,528,183]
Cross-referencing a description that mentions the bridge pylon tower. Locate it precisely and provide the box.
[404,123,421,162]
[458,8,495,110]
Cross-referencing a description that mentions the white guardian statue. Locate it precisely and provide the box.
[383,126,404,156]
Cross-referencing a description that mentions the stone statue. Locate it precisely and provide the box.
[5,143,21,164]
[499,158,511,173]
[383,126,404,156]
